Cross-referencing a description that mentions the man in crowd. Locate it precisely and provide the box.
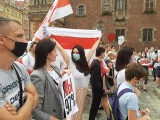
[21,41,37,74]
[0,17,38,120]
[118,63,151,120]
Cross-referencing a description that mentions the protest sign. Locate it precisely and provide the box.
[61,73,78,120]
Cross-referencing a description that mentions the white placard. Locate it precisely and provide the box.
[158,50,160,62]
[118,36,125,45]
[61,73,78,120]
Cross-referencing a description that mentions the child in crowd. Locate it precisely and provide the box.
[118,63,151,120]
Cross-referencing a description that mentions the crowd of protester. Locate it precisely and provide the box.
[1,16,159,120]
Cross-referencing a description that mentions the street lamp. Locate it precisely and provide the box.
[96,20,106,43]
[96,20,105,32]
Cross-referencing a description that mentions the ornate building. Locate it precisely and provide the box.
[28,0,65,39]
[0,0,29,40]
[0,0,23,24]
[0,0,5,17]
[65,0,160,50]
[16,0,30,40]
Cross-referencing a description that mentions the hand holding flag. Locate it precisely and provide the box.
[34,0,73,41]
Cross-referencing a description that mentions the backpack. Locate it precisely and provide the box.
[108,85,133,120]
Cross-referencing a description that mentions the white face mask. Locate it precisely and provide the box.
[142,54,145,57]
[73,53,80,61]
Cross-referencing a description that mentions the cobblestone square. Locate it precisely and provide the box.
[83,76,160,120]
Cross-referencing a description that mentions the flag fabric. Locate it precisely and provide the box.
[44,27,101,119]
[45,27,102,56]
[34,0,73,40]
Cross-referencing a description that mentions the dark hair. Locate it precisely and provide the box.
[71,45,90,76]
[96,46,105,57]
[115,46,134,71]
[155,51,158,54]
[34,38,56,70]
[125,63,147,81]
[0,17,21,35]
[0,17,21,26]
[111,46,114,49]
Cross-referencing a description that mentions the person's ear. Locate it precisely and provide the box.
[133,77,139,83]
[47,52,51,59]
[0,34,5,45]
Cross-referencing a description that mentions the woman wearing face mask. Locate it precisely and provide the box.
[30,38,65,120]
[55,38,100,120]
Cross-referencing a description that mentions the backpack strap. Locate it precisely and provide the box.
[51,65,62,78]
[117,88,133,99]
[12,62,23,109]
[117,88,133,120]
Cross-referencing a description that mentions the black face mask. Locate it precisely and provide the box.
[3,36,28,57]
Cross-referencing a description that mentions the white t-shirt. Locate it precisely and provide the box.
[69,59,90,88]
[116,69,126,86]
[48,70,63,90]
[154,62,160,68]
[22,52,35,70]
[51,52,67,72]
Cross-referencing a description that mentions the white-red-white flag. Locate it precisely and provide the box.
[45,27,102,56]
[34,0,73,40]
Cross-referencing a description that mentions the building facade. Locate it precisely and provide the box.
[65,0,160,50]
[28,0,65,39]
[0,0,30,40]
[16,0,30,40]
[3,0,23,24]
[0,0,5,17]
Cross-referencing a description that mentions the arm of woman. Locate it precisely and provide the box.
[87,38,100,62]
[53,39,70,65]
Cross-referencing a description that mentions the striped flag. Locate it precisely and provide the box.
[34,0,73,40]
[45,27,102,56]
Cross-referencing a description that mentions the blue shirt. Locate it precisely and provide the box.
[117,81,140,120]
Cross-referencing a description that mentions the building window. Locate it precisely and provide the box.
[77,5,85,16]
[42,0,47,4]
[115,0,127,11]
[145,0,155,12]
[34,0,40,5]
[11,11,14,15]
[142,28,153,41]
[6,9,9,13]
[115,29,125,41]
[0,6,3,12]
[34,0,36,5]
[29,0,34,5]
[102,0,111,14]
